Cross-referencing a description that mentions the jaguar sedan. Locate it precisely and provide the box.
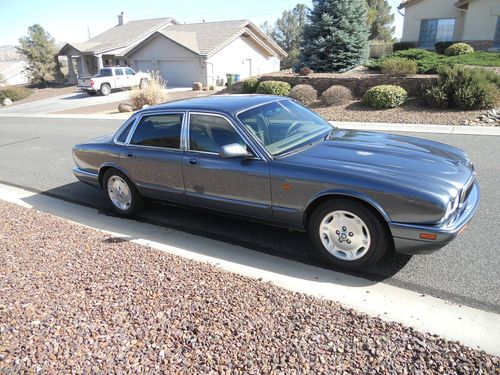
[72,95,479,269]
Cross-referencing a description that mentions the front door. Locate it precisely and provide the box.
[121,112,186,203]
[182,112,272,219]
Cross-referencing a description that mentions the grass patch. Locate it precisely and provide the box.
[0,86,32,102]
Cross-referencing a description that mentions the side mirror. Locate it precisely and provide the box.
[219,143,250,158]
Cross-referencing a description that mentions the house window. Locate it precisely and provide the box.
[419,19,456,48]
[494,16,500,47]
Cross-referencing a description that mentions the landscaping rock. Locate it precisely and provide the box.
[0,200,498,373]
[2,98,12,106]
[118,103,133,112]
[192,82,203,91]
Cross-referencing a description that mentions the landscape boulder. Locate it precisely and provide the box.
[192,82,203,91]
[118,103,133,112]
[2,98,12,106]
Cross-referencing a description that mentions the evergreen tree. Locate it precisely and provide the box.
[18,24,57,85]
[272,4,307,69]
[366,0,395,42]
[301,0,369,72]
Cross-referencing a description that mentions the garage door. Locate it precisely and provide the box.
[134,60,154,74]
[159,60,199,87]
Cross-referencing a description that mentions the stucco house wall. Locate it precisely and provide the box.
[400,0,464,42]
[462,0,500,48]
[206,36,280,86]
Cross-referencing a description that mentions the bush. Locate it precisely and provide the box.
[369,42,393,59]
[129,71,167,110]
[321,85,353,105]
[288,84,317,105]
[391,49,444,73]
[0,86,32,102]
[422,66,500,110]
[380,58,418,75]
[299,67,313,76]
[392,42,416,52]
[256,81,292,96]
[445,43,474,56]
[363,85,408,108]
[435,41,455,55]
[242,77,259,93]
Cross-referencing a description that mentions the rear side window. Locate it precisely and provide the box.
[130,114,183,149]
[116,117,136,143]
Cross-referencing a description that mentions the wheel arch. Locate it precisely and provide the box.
[98,163,134,189]
[303,191,391,232]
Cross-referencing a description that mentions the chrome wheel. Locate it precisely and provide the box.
[107,175,132,211]
[319,210,371,261]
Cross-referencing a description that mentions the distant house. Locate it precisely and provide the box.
[59,13,286,86]
[398,0,500,51]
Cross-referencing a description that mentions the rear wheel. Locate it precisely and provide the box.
[100,83,111,96]
[309,199,389,270]
[103,169,143,216]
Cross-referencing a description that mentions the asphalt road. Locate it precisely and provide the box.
[0,116,499,313]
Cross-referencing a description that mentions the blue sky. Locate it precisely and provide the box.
[0,0,403,46]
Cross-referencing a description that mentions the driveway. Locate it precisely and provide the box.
[0,116,499,313]
[0,87,191,115]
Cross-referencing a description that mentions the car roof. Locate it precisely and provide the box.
[138,94,286,116]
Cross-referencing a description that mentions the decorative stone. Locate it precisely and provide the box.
[118,103,133,112]
[2,98,12,106]
[192,82,203,91]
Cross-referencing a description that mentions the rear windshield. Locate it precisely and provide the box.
[99,69,113,77]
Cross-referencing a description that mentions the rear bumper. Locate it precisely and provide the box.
[73,167,100,188]
[390,181,480,255]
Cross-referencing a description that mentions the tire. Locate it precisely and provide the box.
[139,78,148,90]
[86,91,97,96]
[309,199,389,270]
[100,83,111,96]
[102,169,143,216]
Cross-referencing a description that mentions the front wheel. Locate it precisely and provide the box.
[103,169,143,216]
[309,199,390,270]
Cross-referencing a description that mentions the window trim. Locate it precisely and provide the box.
[185,111,263,160]
[418,18,456,48]
[125,111,187,151]
[113,115,139,145]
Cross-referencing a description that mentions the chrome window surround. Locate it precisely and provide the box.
[184,111,265,160]
[113,115,139,145]
[124,110,187,151]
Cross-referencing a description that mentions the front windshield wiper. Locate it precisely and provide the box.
[324,128,337,141]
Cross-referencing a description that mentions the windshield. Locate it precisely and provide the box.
[99,68,113,77]
[237,100,334,157]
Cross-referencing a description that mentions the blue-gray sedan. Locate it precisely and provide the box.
[72,95,479,269]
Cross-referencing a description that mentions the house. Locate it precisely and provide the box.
[59,13,286,86]
[398,0,500,50]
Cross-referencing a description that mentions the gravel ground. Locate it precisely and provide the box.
[0,201,498,374]
[6,85,79,107]
[313,99,493,126]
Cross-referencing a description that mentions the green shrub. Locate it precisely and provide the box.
[435,41,455,55]
[392,42,416,52]
[445,43,474,56]
[256,81,292,96]
[423,66,500,110]
[242,77,259,93]
[369,42,393,59]
[363,85,408,108]
[288,84,317,105]
[447,52,500,67]
[0,86,32,102]
[380,58,418,75]
[321,85,352,105]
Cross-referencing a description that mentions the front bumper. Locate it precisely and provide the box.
[390,181,480,255]
[73,167,100,188]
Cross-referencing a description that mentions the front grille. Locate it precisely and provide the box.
[460,174,475,205]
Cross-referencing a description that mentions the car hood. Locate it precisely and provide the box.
[286,129,473,193]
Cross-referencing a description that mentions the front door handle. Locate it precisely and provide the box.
[188,158,199,165]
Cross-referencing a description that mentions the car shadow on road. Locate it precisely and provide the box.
[21,181,413,287]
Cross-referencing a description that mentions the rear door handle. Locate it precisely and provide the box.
[126,152,135,158]
[188,158,199,165]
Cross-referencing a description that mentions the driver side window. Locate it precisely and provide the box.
[189,114,246,154]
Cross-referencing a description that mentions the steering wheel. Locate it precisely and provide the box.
[285,121,303,138]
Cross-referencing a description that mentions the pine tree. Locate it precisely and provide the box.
[17,24,57,85]
[272,4,307,69]
[366,0,395,42]
[301,0,370,72]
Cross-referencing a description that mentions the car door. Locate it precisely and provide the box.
[182,112,272,219]
[114,68,126,88]
[120,112,186,203]
[125,68,136,87]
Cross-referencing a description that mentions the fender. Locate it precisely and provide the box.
[98,162,133,187]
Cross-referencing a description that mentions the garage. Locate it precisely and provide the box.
[158,60,199,87]
[134,60,154,74]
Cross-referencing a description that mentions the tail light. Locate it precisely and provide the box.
[90,79,94,86]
